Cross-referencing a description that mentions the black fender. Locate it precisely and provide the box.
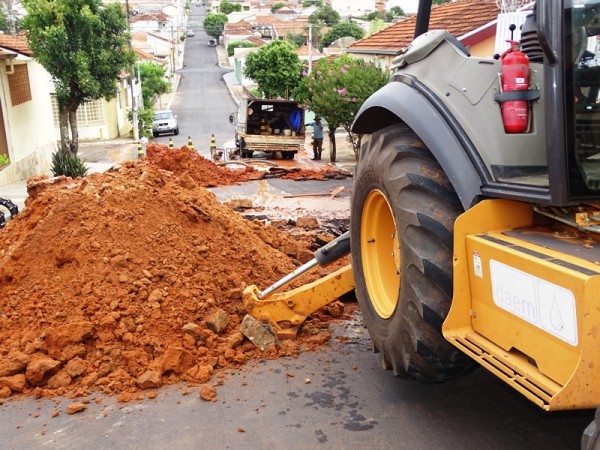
[352,79,488,210]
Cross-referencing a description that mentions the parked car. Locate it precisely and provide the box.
[208,39,216,47]
[186,29,194,37]
[152,110,179,137]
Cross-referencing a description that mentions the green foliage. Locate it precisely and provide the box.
[294,55,388,159]
[365,11,385,21]
[22,0,134,155]
[203,13,227,39]
[390,6,404,16]
[286,33,305,48]
[271,3,285,13]
[219,0,241,14]
[227,40,256,57]
[0,154,9,166]
[51,149,89,178]
[308,5,340,26]
[364,6,403,22]
[433,0,451,3]
[303,0,323,7]
[244,40,302,99]
[369,18,387,35]
[128,107,155,139]
[322,21,365,48]
[139,62,170,108]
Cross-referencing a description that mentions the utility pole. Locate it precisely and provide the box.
[124,0,139,141]
[171,24,175,76]
[308,25,312,74]
[5,0,15,36]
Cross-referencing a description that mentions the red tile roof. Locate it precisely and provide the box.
[0,34,32,56]
[348,0,500,54]
[130,12,170,23]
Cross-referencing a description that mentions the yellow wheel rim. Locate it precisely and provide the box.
[360,189,400,319]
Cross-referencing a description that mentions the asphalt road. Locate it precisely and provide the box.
[152,4,237,156]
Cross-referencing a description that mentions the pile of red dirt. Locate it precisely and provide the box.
[146,143,259,186]
[146,142,351,184]
[0,146,351,403]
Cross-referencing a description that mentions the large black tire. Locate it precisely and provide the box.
[582,407,600,450]
[350,124,474,382]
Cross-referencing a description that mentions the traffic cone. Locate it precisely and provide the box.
[187,136,194,150]
[137,140,143,159]
[210,134,216,159]
[168,138,174,149]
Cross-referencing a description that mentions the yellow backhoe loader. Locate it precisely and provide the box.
[244,1,600,447]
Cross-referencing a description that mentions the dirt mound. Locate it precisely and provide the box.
[0,148,350,402]
[146,142,351,184]
[146,143,258,186]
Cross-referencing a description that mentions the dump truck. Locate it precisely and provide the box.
[243,1,600,447]
[230,98,305,159]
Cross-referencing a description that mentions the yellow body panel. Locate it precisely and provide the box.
[444,199,600,410]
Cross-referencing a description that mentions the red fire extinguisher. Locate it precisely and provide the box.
[500,41,530,133]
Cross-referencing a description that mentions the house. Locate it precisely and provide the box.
[330,0,378,18]
[346,0,503,72]
[0,34,55,187]
[129,11,172,33]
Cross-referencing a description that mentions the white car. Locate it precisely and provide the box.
[186,30,194,37]
[152,110,179,137]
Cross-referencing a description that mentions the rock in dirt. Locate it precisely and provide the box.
[136,370,162,390]
[199,384,216,402]
[66,403,87,414]
[240,315,278,351]
[205,308,229,334]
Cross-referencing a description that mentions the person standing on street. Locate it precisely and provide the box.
[310,117,324,160]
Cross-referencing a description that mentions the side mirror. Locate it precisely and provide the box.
[229,114,234,124]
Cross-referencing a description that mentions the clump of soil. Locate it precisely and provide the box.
[0,147,350,402]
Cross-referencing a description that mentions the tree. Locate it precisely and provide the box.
[139,62,170,108]
[390,6,404,16]
[244,40,302,99]
[227,40,256,57]
[286,32,305,48]
[271,3,285,13]
[219,0,241,14]
[203,13,227,40]
[303,0,323,6]
[309,5,340,26]
[322,21,365,48]
[294,55,388,161]
[22,0,134,156]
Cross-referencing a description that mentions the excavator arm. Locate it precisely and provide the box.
[242,232,355,339]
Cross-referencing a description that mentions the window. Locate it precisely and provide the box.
[51,96,105,127]
[8,64,32,106]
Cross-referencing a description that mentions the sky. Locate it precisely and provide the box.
[388,0,420,14]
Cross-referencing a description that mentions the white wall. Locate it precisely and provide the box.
[0,60,55,185]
